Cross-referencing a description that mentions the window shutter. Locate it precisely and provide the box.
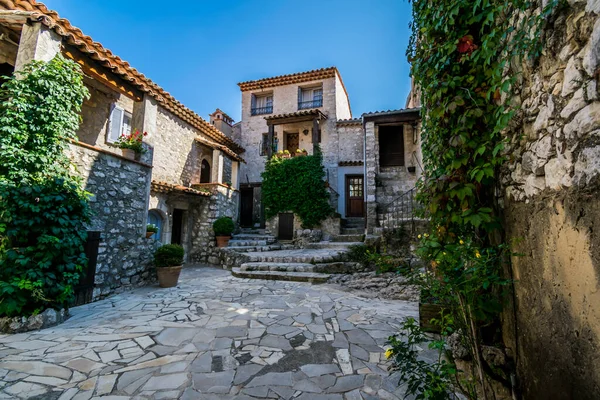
[108,105,124,142]
[251,94,256,114]
[298,87,302,108]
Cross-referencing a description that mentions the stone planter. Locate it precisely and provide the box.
[0,308,68,334]
[121,148,136,160]
[146,231,155,239]
[156,265,182,288]
[216,235,231,248]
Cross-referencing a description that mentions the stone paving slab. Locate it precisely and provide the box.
[0,265,433,399]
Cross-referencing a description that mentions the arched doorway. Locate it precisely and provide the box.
[147,209,164,242]
[200,159,211,183]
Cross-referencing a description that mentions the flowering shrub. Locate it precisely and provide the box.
[115,129,147,154]
[146,224,159,233]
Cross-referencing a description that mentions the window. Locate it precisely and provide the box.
[379,125,405,167]
[107,105,132,143]
[298,86,323,109]
[200,159,211,183]
[251,94,273,115]
[260,133,272,156]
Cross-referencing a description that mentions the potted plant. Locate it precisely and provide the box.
[115,129,147,160]
[296,148,308,156]
[154,244,184,288]
[213,216,235,247]
[146,223,158,239]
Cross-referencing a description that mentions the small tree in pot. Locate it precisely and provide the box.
[154,244,184,288]
[213,216,235,247]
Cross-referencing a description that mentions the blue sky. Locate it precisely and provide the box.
[42,0,413,122]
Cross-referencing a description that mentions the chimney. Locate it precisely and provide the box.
[209,108,234,137]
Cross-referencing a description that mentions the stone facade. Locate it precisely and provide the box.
[237,69,421,235]
[67,143,158,300]
[500,2,600,398]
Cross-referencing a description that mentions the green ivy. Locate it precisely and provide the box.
[261,149,333,228]
[400,0,559,397]
[0,55,91,317]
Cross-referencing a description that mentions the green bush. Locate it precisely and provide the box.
[213,216,234,236]
[262,148,333,228]
[0,55,91,318]
[146,224,159,233]
[154,244,184,268]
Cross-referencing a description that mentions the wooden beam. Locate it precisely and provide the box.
[0,10,34,25]
[63,49,142,101]
[312,117,319,152]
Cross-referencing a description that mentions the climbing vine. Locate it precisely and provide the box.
[262,149,333,228]
[0,55,91,317]
[388,1,559,398]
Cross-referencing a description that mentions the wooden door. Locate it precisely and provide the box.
[346,175,364,217]
[278,213,294,241]
[240,188,254,227]
[171,209,184,245]
[286,133,299,153]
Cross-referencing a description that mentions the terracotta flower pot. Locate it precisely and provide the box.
[156,265,182,288]
[122,149,136,160]
[216,235,231,248]
[146,231,155,239]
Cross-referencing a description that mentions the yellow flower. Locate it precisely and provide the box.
[418,234,422,239]
[475,251,481,258]
[424,233,429,238]
[443,252,447,255]
[385,349,394,359]
[459,240,464,245]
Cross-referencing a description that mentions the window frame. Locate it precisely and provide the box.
[107,104,132,144]
[298,84,324,110]
[251,93,274,116]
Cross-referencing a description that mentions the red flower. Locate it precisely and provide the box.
[457,35,477,55]
[143,131,148,136]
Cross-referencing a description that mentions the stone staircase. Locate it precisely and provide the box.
[223,229,363,283]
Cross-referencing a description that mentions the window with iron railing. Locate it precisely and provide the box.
[298,87,323,110]
[251,94,273,115]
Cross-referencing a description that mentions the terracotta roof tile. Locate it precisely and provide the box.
[264,109,328,121]
[339,160,363,166]
[151,181,210,197]
[195,136,245,163]
[0,0,244,155]
[238,67,338,92]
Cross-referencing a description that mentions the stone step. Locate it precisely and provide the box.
[228,244,292,253]
[228,240,268,247]
[331,234,364,243]
[341,228,363,235]
[238,229,267,235]
[232,268,330,284]
[305,242,363,250]
[239,262,316,272]
[243,249,348,264]
[231,234,276,242]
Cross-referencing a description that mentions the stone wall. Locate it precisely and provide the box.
[67,143,157,301]
[500,2,600,398]
[190,185,239,265]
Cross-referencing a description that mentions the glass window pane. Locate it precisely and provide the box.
[109,107,123,142]
[122,112,132,136]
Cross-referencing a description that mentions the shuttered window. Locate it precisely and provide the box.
[379,125,405,167]
[107,105,132,143]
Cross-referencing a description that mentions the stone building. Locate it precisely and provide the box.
[235,67,422,236]
[0,1,245,299]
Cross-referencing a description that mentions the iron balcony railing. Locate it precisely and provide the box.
[251,106,273,116]
[298,99,323,110]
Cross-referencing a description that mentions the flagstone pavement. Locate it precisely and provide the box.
[0,265,433,400]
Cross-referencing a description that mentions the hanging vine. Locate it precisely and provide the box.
[386,1,560,399]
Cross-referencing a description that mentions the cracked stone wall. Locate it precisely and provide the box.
[68,143,158,301]
[500,2,600,398]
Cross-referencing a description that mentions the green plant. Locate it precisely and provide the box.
[114,128,147,154]
[0,55,91,317]
[406,0,559,396]
[146,224,159,233]
[154,244,184,268]
[346,244,375,265]
[262,149,333,228]
[213,216,235,236]
[387,317,457,400]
